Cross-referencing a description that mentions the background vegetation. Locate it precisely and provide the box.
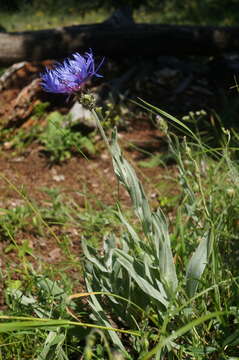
[1,0,239,29]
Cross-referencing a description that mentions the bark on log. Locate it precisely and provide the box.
[1,23,239,65]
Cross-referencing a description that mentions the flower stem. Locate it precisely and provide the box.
[91,108,112,154]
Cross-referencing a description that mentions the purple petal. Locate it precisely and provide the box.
[41,49,104,94]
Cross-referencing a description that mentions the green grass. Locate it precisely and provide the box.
[0,8,109,32]
[1,102,239,358]
[1,1,239,32]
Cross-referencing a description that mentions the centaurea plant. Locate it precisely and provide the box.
[39,49,218,356]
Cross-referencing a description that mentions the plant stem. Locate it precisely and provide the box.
[91,108,112,154]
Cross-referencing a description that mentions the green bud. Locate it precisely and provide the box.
[78,93,96,110]
[156,115,168,134]
[182,115,190,121]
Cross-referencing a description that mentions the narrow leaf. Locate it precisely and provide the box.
[152,210,178,293]
[111,129,152,235]
[85,278,126,351]
[115,249,168,307]
[186,231,212,297]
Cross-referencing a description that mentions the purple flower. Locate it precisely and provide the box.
[41,49,104,94]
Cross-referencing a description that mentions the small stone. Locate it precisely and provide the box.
[68,101,97,129]
[52,174,65,182]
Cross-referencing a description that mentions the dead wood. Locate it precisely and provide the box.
[6,78,41,126]
[0,62,27,91]
[1,23,239,65]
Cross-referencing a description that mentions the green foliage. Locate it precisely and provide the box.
[2,0,239,26]
[2,103,239,359]
[0,0,161,12]
[80,106,239,358]
[2,0,239,34]
[138,153,166,168]
[101,101,128,130]
[40,111,95,163]
[0,205,31,239]
[165,0,239,25]
[32,101,50,117]
[2,276,81,359]
[0,125,41,153]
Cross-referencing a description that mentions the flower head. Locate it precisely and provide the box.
[41,49,104,94]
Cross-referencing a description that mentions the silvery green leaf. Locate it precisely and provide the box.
[111,129,152,235]
[7,289,36,305]
[7,288,50,318]
[152,210,178,293]
[103,234,116,269]
[117,208,141,245]
[85,277,126,351]
[155,279,167,299]
[37,278,67,300]
[186,231,212,297]
[114,249,168,308]
[81,237,107,272]
[37,331,67,360]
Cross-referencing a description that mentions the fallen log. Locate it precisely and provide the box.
[1,23,239,65]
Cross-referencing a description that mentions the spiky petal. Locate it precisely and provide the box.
[41,50,104,94]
